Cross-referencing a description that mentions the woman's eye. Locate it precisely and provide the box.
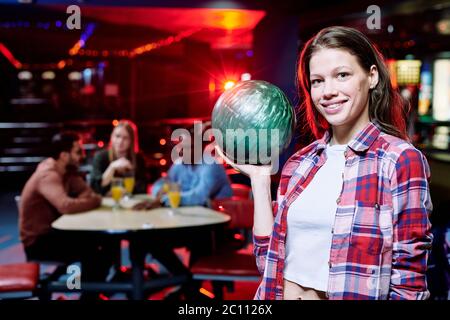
[311,79,322,86]
[337,72,349,79]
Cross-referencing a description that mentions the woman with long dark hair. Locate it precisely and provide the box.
[217,26,433,300]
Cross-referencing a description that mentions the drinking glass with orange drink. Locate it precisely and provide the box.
[123,170,135,200]
[111,178,124,210]
[167,183,181,215]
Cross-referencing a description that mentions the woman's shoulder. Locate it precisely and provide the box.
[377,132,425,159]
[376,132,430,177]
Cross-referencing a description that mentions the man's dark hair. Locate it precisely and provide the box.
[50,131,80,160]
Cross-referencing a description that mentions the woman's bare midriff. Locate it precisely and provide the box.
[283,279,328,300]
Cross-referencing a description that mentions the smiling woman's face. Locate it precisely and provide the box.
[111,126,131,156]
[308,48,378,135]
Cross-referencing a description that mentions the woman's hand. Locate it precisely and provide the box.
[111,157,133,172]
[101,157,133,187]
[214,145,272,179]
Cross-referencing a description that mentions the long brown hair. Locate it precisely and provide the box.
[297,26,408,140]
[108,119,140,167]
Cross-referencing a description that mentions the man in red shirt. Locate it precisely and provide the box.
[19,132,113,298]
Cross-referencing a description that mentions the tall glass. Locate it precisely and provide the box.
[123,170,135,200]
[111,178,124,211]
[167,183,181,215]
[162,180,170,194]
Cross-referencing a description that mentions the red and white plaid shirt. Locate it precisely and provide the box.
[253,122,433,300]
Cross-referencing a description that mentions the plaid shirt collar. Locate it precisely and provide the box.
[310,121,381,155]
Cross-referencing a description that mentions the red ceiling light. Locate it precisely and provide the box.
[57,60,66,69]
[0,42,22,69]
[69,40,84,56]
[199,287,215,299]
[212,10,247,30]
[209,80,216,92]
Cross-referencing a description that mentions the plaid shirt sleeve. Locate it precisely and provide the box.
[253,200,279,275]
[389,148,433,300]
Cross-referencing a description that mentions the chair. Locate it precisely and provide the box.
[214,196,253,247]
[14,195,69,300]
[190,198,260,299]
[0,263,40,299]
[231,183,252,199]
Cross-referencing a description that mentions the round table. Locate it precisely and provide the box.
[51,195,231,299]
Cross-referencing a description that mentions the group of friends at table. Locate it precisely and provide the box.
[18,119,233,300]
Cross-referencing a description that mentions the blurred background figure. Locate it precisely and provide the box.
[91,119,147,196]
[151,123,232,207]
[18,132,113,299]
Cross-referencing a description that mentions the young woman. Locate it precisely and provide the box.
[91,119,147,195]
[216,26,433,300]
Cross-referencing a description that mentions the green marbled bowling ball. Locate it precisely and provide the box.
[212,80,295,164]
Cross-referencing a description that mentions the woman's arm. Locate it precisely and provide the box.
[251,175,274,236]
[101,157,132,187]
[101,162,117,187]
[389,148,433,300]
[215,146,274,236]
[215,146,275,274]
